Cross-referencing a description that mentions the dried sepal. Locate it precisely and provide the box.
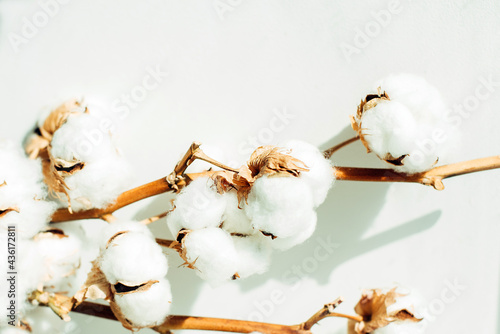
[211,145,309,204]
[29,290,74,322]
[0,206,20,218]
[351,88,390,154]
[40,149,71,209]
[33,228,68,240]
[109,299,135,331]
[352,288,422,334]
[73,260,112,306]
[111,280,159,295]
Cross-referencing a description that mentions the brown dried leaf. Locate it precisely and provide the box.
[73,260,112,306]
[247,145,308,179]
[210,146,308,205]
[353,288,421,334]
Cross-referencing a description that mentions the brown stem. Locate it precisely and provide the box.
[334,154,500,190]
[51,155,500,223]
[71,299,359,333]
[323,136,360,159]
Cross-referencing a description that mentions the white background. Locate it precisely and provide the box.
[1,1,499,333]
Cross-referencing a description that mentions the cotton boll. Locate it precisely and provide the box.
[17,238,46,315]
[98,220,153,249]
[167,177,226,236]
[283,140,334,207]
[0,141,55,238]
[34,224,85,293]
[232,234,272,278]
[50,113,117,163]
[113,278,172,327]
[220,191,255,235]
[56,155,131,211]
[182,227,238,283]
[244,175,315,239]
[100,232,168,285]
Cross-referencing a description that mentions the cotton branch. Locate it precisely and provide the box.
[70,298,360,334]
[324,136,360,159]
[50,139,500,224]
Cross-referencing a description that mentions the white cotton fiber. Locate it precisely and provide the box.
[50,113,117,163]
[113,278,172,327]
[358,73,455,174]
[98,220,153,249]
[283,140,334,207]
[232,234,272,278]
[34,224,84,293]
[0,141,55,238]
[100,232,168,285]
[48,113,132,211]
[182,227,238,283]
[220,191,255,235]
[372,321,426,334]
[167,177,226,236]
[244,175,315,239]
[264,211,317,251]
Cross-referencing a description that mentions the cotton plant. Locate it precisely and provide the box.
[166,140,334,283]
[2,74,497,334]
[350,73,456,174]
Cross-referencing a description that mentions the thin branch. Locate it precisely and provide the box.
[323,136,360,159]
[334,155,500,190]
[71,299,359,334]
[51,155,500,223]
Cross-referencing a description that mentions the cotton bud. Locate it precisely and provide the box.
[351,74,454,174]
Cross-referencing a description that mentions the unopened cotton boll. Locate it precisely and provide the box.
[182,227,238,283]
[0,141,55,238]
[167,177,226,236]
[98,220,153,249]
[220,191,255,236]
[244,175,315,240]
[113,278,172,327]
[232,234,272,278]
[283,140,334,207]
[100,232,168,285]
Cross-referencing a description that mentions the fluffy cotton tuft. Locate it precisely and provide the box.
[283,140,334,207]
[220,191,255,235]
[357,73,456,174]
[98,219,153,249]
[232,234,272,278]
[113,278,172,327]
[100,231,168,285]
[34,224,85,293]
[244,175,317,249]
[167,177,226,236]
[182,227,238,283]
[0,141,55,238]
[48,112,131,211]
